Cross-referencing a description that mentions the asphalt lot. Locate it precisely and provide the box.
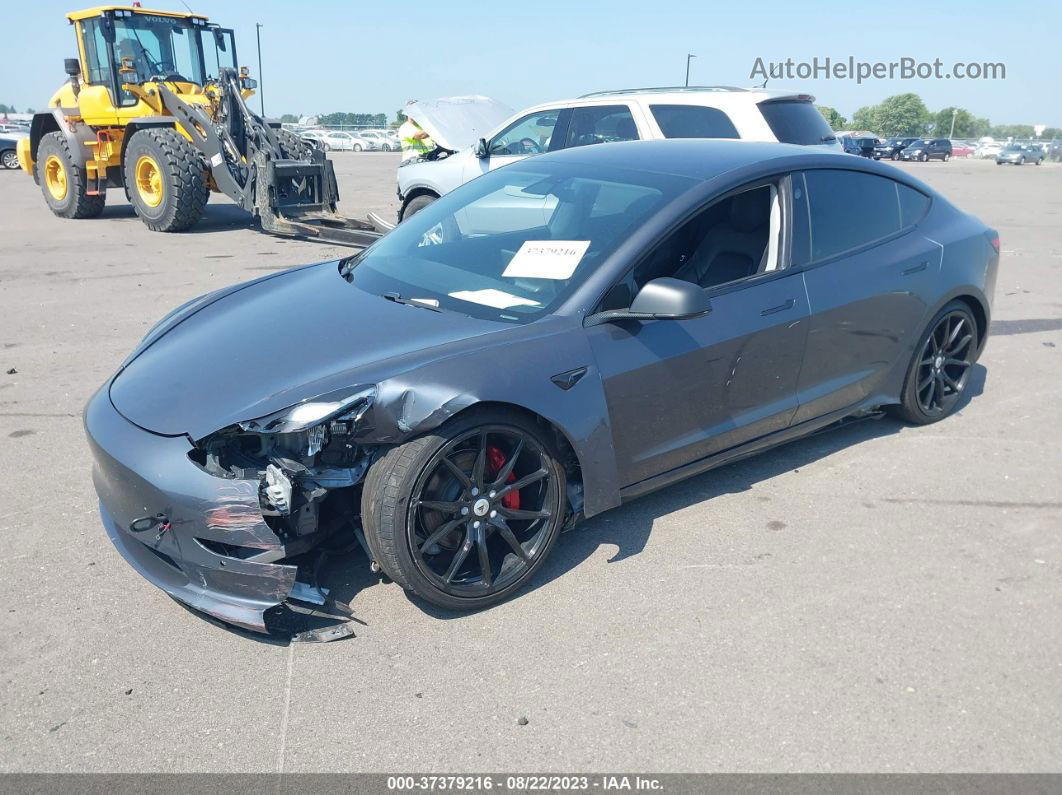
[1,151,1060,773]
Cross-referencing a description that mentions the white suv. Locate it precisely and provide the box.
[397,86,841,220]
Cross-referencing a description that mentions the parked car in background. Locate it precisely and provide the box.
[975,142,1003,159]
[996,144,1044,165]
[317,131,376,152]
[398,86,843,220]
[357,130,399,151]
[900,139,952,162]
[950,141,975,158]
[839,135,879,157]
[1,134,22,169]
[873,137,919,160]
[0,123,29,135]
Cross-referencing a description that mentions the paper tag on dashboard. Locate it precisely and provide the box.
[502,240,591,280]
[449,289,541,309]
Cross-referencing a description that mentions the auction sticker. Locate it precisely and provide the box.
[503,240,591,280]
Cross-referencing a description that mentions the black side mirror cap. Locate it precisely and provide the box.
[585,277,712,326]
[64,58,81,77]
[474,137,489,158]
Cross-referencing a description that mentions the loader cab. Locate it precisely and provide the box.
[69,7,237,113]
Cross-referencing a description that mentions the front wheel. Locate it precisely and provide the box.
[399,192,438,221]
[891,151,900,160]
[920,152,928,162]
[943,153,951,162]
[1017,157,1025,165]
[1,149,19,169]
[124,128,207,232]
[361,409,568,611]
[353,143,362,152]
[890,301,978,425]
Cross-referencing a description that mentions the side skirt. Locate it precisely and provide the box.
[617,396,893,503]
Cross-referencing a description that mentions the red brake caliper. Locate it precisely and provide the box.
[486,446,520,510]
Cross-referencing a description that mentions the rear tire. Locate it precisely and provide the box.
[124,128,207,232]
[36,131,105,219]
[2,149,19,169]
[361,408,567,611]
[890,300,978,425]
[353,143,362,152]
[943,153,951,162]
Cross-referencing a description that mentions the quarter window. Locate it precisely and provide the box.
[898,185,930,227]
[649,104,738,139]
[564,105,639,148]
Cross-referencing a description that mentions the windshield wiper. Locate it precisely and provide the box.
[382,292,442,312]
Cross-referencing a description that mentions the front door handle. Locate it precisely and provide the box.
[903,261,928,275]
[760,298,796,317]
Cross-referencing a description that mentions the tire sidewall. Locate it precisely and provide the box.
[37,134,78,214]
[898,301,978,424]
[400,193,437,221]
[125,133,174,223]
[365,410,567,611]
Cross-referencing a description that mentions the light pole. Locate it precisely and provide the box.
[255,23,265,116]
[948,107,957,139]
[685,53,696,87]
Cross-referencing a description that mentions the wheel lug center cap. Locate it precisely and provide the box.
[472,498,491,517]
[934,355,944,369]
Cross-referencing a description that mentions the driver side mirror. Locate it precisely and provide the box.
[475,137,489,159]
[585,278,712,326]
[64,58,81,77]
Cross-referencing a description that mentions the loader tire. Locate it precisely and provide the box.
[124,128,208,233]
[276,129,316,160]
[37,132,106,220]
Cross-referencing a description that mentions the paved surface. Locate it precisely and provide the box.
[1,152,1060,773]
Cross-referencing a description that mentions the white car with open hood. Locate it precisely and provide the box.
[396,87,842,221]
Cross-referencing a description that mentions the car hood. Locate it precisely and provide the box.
[403,96,514,152]
[108,262,506,439]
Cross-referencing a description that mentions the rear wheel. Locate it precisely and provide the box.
[124,128,208,232]
[353,143,363,152]
[891,301,978,425]
[361,409,567,611]
[36,131,105,219]
[2,149,18,169]
[943,153,951,162]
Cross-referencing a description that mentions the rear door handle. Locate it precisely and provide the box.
[903,261,928,275]
[760,298,795,317]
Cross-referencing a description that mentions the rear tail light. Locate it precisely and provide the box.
[986,229,1000,253]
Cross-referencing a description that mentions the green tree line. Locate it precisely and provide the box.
[816,95,1059,139]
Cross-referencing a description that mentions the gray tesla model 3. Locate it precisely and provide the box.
[85,140,999,634]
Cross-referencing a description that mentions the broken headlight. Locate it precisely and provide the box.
[191,386,377,537]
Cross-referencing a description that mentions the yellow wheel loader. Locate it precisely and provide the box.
[19,5,385,247]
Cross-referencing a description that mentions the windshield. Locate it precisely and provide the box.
[1003,145,1022,151]
[343,161,694,322]
[82,13,237,91]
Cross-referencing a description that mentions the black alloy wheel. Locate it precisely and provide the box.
[893,301,977,424]
[362,410,566,610]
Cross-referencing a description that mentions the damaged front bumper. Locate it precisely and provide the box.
[85,386,334,635]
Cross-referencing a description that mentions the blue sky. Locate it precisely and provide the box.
[6,0,1059,126]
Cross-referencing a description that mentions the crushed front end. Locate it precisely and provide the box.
[84,383,376,637]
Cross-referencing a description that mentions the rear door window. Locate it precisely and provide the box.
[564,105,639,148]
[649,104,739,138]
[758,99,835,145]
[802,169,902,261]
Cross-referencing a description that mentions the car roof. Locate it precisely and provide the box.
[520,139,919,183]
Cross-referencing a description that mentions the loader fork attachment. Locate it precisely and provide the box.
[158,71,385,248]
